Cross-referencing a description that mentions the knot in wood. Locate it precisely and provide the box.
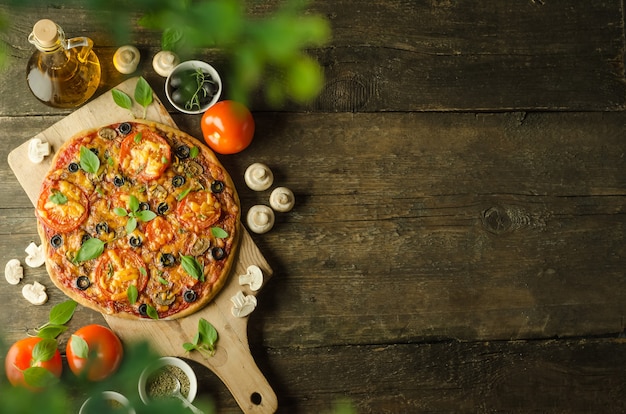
[482,206,512,234]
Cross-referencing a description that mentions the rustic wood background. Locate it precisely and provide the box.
[1,1,625,413]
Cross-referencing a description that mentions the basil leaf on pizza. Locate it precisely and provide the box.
[35,121,240,319]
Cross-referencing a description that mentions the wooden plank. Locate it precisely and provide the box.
[1,1,624,114]
[3,111,625,348]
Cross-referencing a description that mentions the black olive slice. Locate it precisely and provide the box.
[160,253,175,267]
[96,222,109,234]
[157,202,169,215]
[118,122,132,135]
[81,233,92,244]
[138,303,148,316]
[210,180,224,193]
[129,235,142,248]
[138,202,150,211]
[89,148,99,156]
[211,247,226,260]
[172,175,185,188]
[50,234,63,248]
[183,290,197,303]
[176,145,191,159]
[68,162,80,173]
[76,276,91,290]
[113,176,125,187]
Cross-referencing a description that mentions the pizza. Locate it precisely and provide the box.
[35,120,240,319]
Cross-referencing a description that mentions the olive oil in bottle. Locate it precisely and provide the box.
[26,19,101,108]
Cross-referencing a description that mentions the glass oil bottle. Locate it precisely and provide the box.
[26,19,101,108]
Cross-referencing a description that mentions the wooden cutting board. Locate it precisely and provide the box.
[8,77,277,414]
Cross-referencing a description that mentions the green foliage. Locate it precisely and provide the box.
[39,0,330,106]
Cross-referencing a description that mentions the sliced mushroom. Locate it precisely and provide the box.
[230,290,257,318]
[28,138,50,164]
[238,265,263,291]
[25,242,45,268]
[4,259,24,285]
[113,45,140,74]
[244,163,273,191]
[190,237,211,256]
[246,205,275,234]
[154,290,176,306]
[269,187,295,212]
[98,127,118,140]
[22,281,48,305]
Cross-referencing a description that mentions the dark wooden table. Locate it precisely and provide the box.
[1,1,626,413]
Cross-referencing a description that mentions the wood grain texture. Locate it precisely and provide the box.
[1,1,625,114]
[1,2,626,412]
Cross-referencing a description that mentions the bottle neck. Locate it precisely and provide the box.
[28,24,67,53]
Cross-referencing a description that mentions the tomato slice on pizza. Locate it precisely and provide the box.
[176,190,222,232]
[36,180,89,233]
[95,249,148,302]
[119,129,172,181]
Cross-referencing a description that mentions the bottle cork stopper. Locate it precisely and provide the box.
[32,19,59,47]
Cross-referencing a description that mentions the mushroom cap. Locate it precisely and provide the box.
[239,265,264,291]
[153,50,180,77]
[113,45,140,74]
[269,187,295,212]
[22,281,48,305]
[25,242,45,268]
[28,138,50,164]
[246,205,275,234]
[244,163,274,191]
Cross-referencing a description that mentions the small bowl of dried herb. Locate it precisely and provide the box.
[79,391,135,414]
[165,60,222,114]
[138,356,198,405]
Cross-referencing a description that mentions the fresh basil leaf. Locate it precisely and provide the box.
[114,207,128,217]
[162,27,183,51]
[146,304,159,320]
[48,300,77,325]
[182,342,197,352]
[70,334,89,359]
[127,284,138,304]
[128,195,139,213]
[134,131,143,144]
[49,190,67,205]
[135,77,153,109]
[140,267,147,276]
[211,227,229,239]
[135,210,157,222]
[23,366,59,388]
[190,146,199,158]
[126,217,138,234]
[37,324,68,340]
[112,89,132,110]
[80,146,100,174]
[158,276,169,285]
[75,238,105,262]
[32,338,58,363]
[181,255,203,280]
[198,318,218,346]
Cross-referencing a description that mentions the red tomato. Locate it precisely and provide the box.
[144,215,175,251]
[176,190,222,232]
[119,129,172,181]
[36,180,89,232]
[66,324,123,381]
[4,337,63,391]
[201,100,255,154]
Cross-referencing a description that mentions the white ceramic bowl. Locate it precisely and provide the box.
[165,60,222,114]
[79,391,135,414]
[138,356,198,405]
